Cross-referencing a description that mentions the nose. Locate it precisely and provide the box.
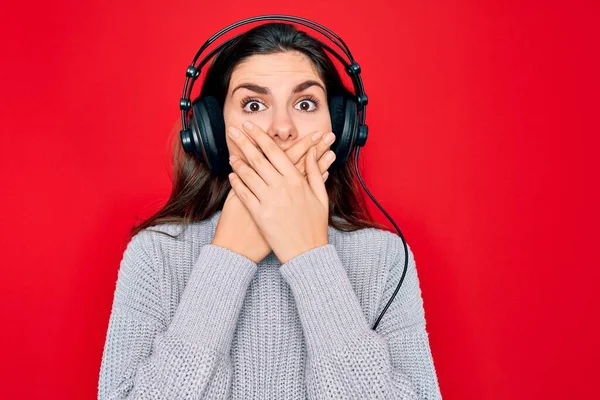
[266,105,297,143]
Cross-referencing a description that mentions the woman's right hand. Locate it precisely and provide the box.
[211,131,337,263]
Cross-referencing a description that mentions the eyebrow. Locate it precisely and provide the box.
[231,79,326,96]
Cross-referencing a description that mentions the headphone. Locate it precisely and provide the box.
[178,14,408,331]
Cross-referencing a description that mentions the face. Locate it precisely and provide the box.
[223,51,332,161]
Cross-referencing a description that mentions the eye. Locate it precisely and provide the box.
[241,97,267,114]
[240,95,321,114]
[295,96,320,112]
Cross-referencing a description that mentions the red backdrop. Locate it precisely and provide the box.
[1,0,598,398]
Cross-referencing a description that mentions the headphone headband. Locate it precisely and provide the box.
[178,14,368,134]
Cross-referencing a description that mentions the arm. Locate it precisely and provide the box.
[98,231,257,399]
[279,237,442,399]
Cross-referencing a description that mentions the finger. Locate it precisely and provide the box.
[288,131,335,166]
[318,150,336,173]
[240,121,298,179]
[285,130,323,164]
[322,171,329,182]
[296,149,337,177]
[228,125,280,185]
[225,188,236,201]
[293,132,336,173]
[305,147,328,207]
[228,172,260,213]
[229,154,269,201]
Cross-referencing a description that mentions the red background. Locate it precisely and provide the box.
[1,0,598,398]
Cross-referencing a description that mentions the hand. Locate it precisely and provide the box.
[211,128,336,263]
[287,130,338,179]
[227,121,330,264]
[211,188,268,263]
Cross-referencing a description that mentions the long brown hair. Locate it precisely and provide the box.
[131,22,388,239]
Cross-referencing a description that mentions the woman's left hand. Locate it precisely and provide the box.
[227,121,329,264]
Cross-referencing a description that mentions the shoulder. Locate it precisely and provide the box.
[121,216,217,272]
[330,224,421,297]
[329,224,415,270]
[327,225,426,328]
[130,214,217,247]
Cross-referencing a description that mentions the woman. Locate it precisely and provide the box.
[98,21,442,399]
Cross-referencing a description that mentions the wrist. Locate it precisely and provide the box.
[277,241,329,265]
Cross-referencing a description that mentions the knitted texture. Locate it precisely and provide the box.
[98,210,442,399]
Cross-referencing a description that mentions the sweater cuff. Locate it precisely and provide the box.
[167,244,257,355]
[279,244,371,356]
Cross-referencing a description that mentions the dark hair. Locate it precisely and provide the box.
[131,22,388,239]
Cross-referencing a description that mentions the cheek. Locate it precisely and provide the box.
[223,105,244,158]
[225,135,239,155]
[313,109,332,133]
[324,110,333,130]
[299,113,332,139]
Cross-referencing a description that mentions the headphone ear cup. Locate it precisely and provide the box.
[190,96,228,173]
[329,95,346,144]
[328,95,358,168]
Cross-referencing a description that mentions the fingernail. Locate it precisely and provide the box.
[228,126,240,138]
[229,154,238,163]
[311,131,323,141]
[324,132,335,144]
[325,151,335,162]
[243,121,253,130]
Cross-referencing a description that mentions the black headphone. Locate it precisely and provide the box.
[178,14,408,331]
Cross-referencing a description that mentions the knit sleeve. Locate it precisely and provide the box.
[279,237,442,399]
[98,231,257,399]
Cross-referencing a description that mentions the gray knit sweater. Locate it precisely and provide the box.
[98,210,442,399]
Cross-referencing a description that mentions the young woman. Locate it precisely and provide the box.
[98,21,442,399]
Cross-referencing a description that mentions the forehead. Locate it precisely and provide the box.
[228,51,323,91]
